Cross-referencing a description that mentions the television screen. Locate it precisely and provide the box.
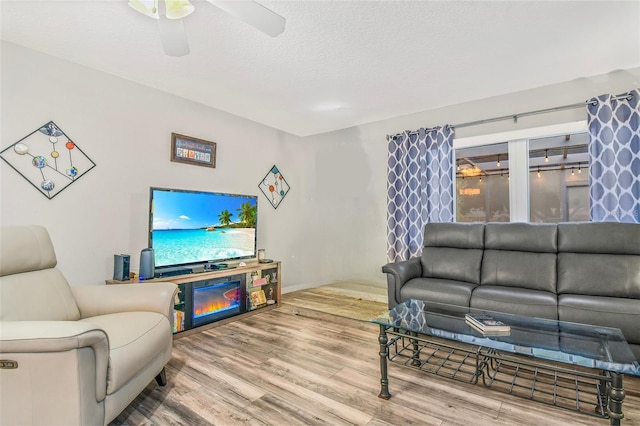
[149,187,257,270]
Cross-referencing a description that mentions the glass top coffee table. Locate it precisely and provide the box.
[370,299,640,425]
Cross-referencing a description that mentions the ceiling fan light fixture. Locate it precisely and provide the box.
[165,0,195,20]
[128,0,159,19]
[157,18,191,56]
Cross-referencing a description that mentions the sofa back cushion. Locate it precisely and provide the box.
[0,225,80,321]
[557,222,640,298]
[421,223,484,284]
[0,269,81,321]
[481,223,558,293]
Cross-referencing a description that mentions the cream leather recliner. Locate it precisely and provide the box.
[0,225,178,425]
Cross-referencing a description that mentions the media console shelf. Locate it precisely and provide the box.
[106,261,281,338]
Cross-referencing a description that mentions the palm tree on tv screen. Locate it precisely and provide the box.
[218,209,233,227]
[237,202,256,227]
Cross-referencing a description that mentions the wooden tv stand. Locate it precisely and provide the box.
[106,261,281,338]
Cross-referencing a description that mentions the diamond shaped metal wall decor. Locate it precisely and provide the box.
[259,165,290,209]
[0,121,96,199]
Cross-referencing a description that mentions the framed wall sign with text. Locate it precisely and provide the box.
[170,133,216,168]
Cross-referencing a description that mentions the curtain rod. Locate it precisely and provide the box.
[386,92,633,141]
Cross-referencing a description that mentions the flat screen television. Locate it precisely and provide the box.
[149,187,258,274]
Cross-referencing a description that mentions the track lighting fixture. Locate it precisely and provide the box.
[537,167,541,178]
[578,163,582,173]
[544,149,549,162]
[496,155,501,168]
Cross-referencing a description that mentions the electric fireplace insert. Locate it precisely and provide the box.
[183,275,247,329]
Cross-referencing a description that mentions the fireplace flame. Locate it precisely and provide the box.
[193,282,241,320]
[194,299,235,317]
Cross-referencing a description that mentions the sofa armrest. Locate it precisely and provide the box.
[382,257,422,308]
[71,282,178,320]
[0,321,109,402]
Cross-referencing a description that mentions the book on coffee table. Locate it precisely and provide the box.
[466,318,511,336]
[465,313,511,334]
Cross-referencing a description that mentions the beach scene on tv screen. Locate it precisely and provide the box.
[152,190,256,267]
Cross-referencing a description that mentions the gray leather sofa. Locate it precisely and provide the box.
[382,222,640,360]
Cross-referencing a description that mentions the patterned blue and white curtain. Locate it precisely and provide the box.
[387,126,454,262]
[588,89,640,223]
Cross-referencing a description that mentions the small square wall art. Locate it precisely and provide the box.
[259,165,290,209]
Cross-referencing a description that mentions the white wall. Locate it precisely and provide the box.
[0,41,314,289]
[301,68,640,287]
[2,41,639,292]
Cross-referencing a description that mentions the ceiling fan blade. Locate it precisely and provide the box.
[206,1,286,37]
[157,17,190,57]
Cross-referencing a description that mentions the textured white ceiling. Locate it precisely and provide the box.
[2,1,639,136]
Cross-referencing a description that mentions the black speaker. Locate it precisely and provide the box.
[113,254,130,281]
[139,248,155,280]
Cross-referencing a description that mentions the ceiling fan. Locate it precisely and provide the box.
[128,0,286,57]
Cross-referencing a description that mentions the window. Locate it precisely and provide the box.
[456,143,510,222]
[453,121,590,223]
[528,133,588,223]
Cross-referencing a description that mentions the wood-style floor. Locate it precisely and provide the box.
[111,281,640,425]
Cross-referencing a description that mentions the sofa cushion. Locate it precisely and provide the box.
[0,225,57,276]
[557,222,640,298]
[471,286,558,319]
[481,251,557,293]
[558,222,640,255]
[401,277,477,307]
[423,222,485,249]
[481,223,557,293]
[557,253,640,297]
[0,225,81,321]
[421,247,483,284]
[0,269,81,321]
[558,294,640,350]
[80,311,172,395]
[484,222,557,253]
[421,222,484,284]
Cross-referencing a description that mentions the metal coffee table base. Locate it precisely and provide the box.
[378,326,627,425]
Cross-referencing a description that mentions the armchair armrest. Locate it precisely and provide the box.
[71,282,178,320]
[0,321,109,401]
[382,257,422,308]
